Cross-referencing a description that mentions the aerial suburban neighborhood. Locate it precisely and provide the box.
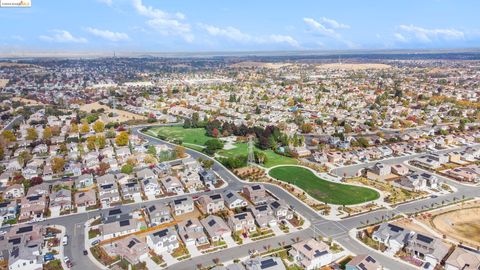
[1,1,480,270]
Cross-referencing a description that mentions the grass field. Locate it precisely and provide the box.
[146,126,210,148]
[218,143,297,168]
[268,166,380,205]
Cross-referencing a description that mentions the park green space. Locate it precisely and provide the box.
[146,126,297,168]
[217,143,297,168]
[268,166,380,205]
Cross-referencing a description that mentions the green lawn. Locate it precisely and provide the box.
[217,143,298,168]
[268,166,380,205]
[146,126,210,148]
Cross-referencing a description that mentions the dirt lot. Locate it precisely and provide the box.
[316,63,391,70]
[11,97,45,105]
[230,61,292,69]
[417,199,480,247]
[79,102,146,123]
[391,218,434,237]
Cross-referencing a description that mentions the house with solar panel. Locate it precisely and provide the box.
[171,197,194,216]
[100,208,142,240]
[0,200,18,225]
[177,218,209,247]
[146,227,179,254]
[227,212,256,234]
[247,204,277,229]
[18,194,47,222]
[1,225,44,270]
[160,175,184,194]
[289,238,333,270]
[108,236,149,265]
[223,190,248,209]
[372,223,413,254]
[406,233,451,267]
[242,184,269,205]
[244,256,286,270]
[197,194,225,214]
[269,200,293,221]
[145,202,172,226]
[346,254,382,270]
[98,181,120,208]
[200,215,232,242]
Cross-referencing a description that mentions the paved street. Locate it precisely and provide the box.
[20,125,478,270]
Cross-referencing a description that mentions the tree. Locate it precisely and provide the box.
[18,151,32,167]
[144,154,157,164]
[43,127,53,141]
[147,145,157,156]
[105,128,116,138]
[86,135,97,151]
[92,120,105,133]
[115,131,129,146]
[174,146,186,158]
[52,157,65,174]
[121,164,134,174]
[0,145,4,160]
[70,123,79,133]
[80,122,90,134]
[26,128,38,141]
[1,130,16,142]
[97,135,106,149]
[97,162,110,175]
[31,176,43,186]
[300,123,313,134]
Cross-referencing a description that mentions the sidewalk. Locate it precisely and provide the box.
[84,218,108,269]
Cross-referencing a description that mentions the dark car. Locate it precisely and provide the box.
[83,250,88,256]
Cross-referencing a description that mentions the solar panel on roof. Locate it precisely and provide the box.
[210,194,221,200]
[226,192,233,198]
[365,256,376,263]
[208,220,216,227]
[127,240,137,248]
[153,229,168,237]
[252,185,261,190]
[260,258,277,269]
[17,226,33,234]
[314,250,328,257]
[148,205,156,212]
[119,220,130,227]
[358,263,367,270]
[388,224,404,233]
[303,244,312,251]
[417,234,433,244]
[109,209,122,215]
[8,238,21,245]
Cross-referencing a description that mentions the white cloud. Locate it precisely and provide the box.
[86,27,129,41]
[198,23,299,47]
[132,0,193,42]
[320,17,349,29]
[39,30,87,43]
[394,33,408,43]
[303,17,339,38]
[397,24,464,43]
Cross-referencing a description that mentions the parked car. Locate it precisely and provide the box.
[92,239,100,246]
[62,235,68,246]
[44,254,54,262]
[83,250,88,256]
[64,257,73,268]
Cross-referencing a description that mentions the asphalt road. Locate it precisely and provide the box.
[13,124,477,270]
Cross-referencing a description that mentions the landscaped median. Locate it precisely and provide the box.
[268,166,380,205]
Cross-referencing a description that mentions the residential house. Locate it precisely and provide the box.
[200,215,232,242]
[197,194,225,214]
[269,200,293,221]
[391,164,409,176]
[49,189,72,214]
[74,189,97,208]
[248,205,277,229]
[110,236,148,265]
[171,197,194,216]
[136,168,156,181]
[0,200,17,224]
[141,178,162,197]
[75,174,94,189]
[120,182,141,201]
[4,184,24,199]
[146,227,179,254]
[399,174,428,191]
[223,190,248,209]
[100,210,141,240]
[228,212,256,233]
[367,163,391,181]
[346,255,382,270]
[244,257,285,270]
[99,182,120,208]
[372,223,412,254]
[177,218,209,247]
[179,170,204,191]
[26,183,49,197]
[199,169,217,186]
[18,195,46,222]
[145,203,172,226]
[160,176,183,194]
[444,246,480,270]
[290,238,333,270]
[243,185,268,205]
[406,233,450,266]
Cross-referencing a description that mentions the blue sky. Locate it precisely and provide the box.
[1,0,479,53]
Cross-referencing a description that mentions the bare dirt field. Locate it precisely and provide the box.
[391,218,434,236]
[0,79,8,88]
[418,199,480,248]
[11,97,45,105]
[230,61,292,69]
[0,62,35,68]
[316,63,391,70]
[79,102,147,123]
